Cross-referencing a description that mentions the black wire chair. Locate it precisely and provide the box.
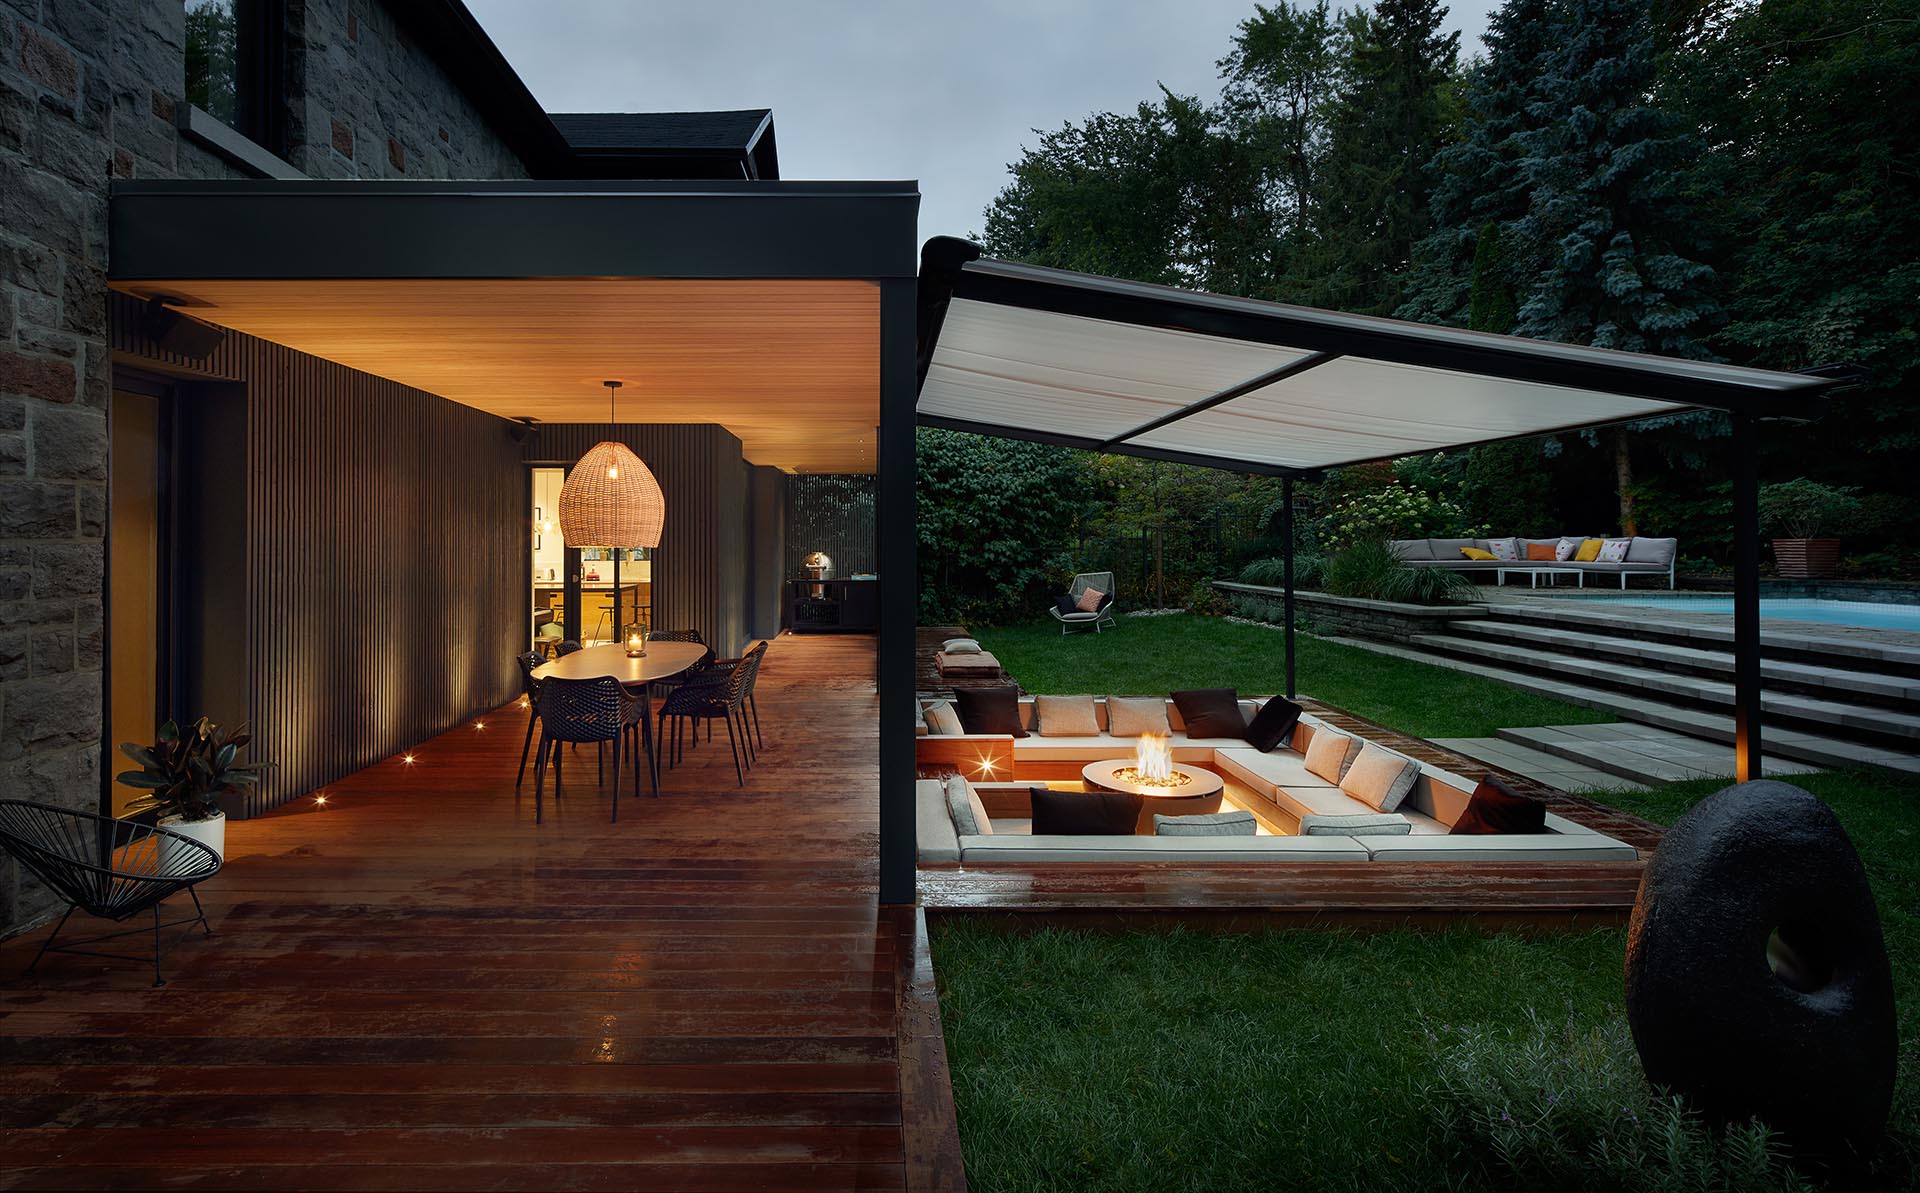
[662,641,765,785]
[515,650,544,788]
[555,640,583,657]
[532,676,651,823]
[0,800,222,986]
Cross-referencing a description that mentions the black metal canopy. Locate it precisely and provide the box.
[915,237,1843,478]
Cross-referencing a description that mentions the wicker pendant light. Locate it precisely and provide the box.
[557,381,664,548]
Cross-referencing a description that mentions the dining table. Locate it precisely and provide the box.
[530,640,710,797]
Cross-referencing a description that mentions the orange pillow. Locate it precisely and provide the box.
[1525,543,1557,561]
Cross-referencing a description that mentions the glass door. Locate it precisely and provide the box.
[529,466,654,652]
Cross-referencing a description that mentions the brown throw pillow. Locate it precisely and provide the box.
[1525,542,1557,561]
[1170,688,1247,739]
[1030,787,1142,835]
[1244,697,1302,752]
[952,686,1028,737]
[1451,776,1548,835]
[1075,586,1107,613]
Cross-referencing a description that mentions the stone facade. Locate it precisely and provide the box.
[0,0,535,936]
[1212,582,1489,643]
[287,0,531,180]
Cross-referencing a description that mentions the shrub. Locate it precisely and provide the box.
[1422,1010,1813,1193]
[1321,539,1472,605]
[1237,554,1326,590]
[1317,482,1486,551]
[1758,478,1864,540]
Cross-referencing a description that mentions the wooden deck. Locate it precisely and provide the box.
[0,633,964,1192]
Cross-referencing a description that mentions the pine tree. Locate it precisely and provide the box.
[1397,0,1557,326]
[1511,0,1724,532]
[1306,0,1461,315]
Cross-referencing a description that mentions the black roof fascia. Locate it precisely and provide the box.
[936,250,1838,417]
[108,180,922,281]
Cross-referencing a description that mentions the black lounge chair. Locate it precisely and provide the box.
[0,800,222,986]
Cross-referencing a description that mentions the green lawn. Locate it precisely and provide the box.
[933,770,1920,1192]
[975,613,1612,739]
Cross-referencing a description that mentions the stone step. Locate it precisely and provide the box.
[1448,618,1920,706]
[1320,635,1920,777]
[1493,723,1821,785]
[1408,632,1920,747]
[1480,599,1920,678]
[1427,736,1653,793]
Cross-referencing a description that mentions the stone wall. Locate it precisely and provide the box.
[287,0,532,179]
[0,0,536,936]
[1212,582,1489,643]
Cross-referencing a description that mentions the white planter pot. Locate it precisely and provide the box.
[158,811,226,866]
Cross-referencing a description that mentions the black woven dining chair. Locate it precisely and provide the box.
[515,650,544,788]
[0,800,222,986]
[531,675,651,823]
[661,641,765,785]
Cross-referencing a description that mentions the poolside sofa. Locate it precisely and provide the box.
[914,696,1639,864]
[1391,536,1677,589]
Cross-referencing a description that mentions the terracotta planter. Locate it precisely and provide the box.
[1772,538,1841,579]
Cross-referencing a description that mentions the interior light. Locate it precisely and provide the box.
[607,464,619,479]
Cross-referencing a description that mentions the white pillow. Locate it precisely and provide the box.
[923,700,963,736]
[1555,537,1580,561]
[1597,539,1630,563]
[1486,537,1519,561]
[942,637,983,655]
[1338,743,1422,813]
[1106,696,1171,738]
[944,776,992,836]
[1303,727,1357,784]
[1034,694,1100,737]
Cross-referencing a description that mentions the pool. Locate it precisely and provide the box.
[1565,596,1920,631]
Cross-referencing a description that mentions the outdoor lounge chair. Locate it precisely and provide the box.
[1050,571,1118,634]
[0,799,222,986]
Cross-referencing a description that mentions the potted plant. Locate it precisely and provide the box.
[115,717,268,861]
[1758,479,1862,579]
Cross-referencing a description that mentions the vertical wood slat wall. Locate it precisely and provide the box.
[110,295,525,814]
[526,425,750,657]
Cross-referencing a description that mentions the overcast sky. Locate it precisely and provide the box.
[467,1,1495,241]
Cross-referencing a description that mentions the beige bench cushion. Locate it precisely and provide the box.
[1364,834,1638,862]
[1012,735,1248,762]
[1270,783,1381,824]
[957,834,1369,863]
[1214,747,1336,796]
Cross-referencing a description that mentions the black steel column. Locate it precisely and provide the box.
[1731,412,1762,781]
[876,278,918,905]
[1281,477,1297,699]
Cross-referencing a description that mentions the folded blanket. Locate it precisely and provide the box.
[935,650,1003,675]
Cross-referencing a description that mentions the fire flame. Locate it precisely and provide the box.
[1135,733,1173,784]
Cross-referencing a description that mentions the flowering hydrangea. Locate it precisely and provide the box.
[1319,483,1486,550]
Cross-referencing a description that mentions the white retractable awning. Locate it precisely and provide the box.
[914,242,1841,476]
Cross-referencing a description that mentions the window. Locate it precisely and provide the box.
[183,0,285,154]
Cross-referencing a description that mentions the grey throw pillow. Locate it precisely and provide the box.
[1034,694,1100,737]
[1154,810,1258,837]
[1299,812,1412,836]
[944,777,991,836]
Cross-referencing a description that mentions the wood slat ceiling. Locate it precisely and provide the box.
[118,279,882,473]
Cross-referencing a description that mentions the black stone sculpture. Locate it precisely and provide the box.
[1625,779,1896,1161]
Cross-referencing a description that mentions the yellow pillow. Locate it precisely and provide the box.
[1459,547,1497,560]
[1574,538,1604,562]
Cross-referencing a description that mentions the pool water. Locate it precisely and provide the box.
[1567,596,1920,631]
